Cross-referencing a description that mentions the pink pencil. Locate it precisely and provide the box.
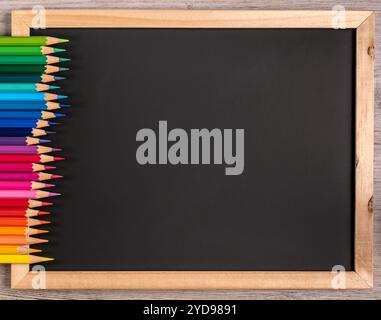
[0,146,60,154]
[0,190,60,199]
[0,181,55,190]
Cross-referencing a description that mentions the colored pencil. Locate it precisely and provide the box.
[0,101,68,110]
[0,155,64,163]
[0,163,55,172]
[0,93,67,101]
[0,227,48,235]
[0,74,65,83]
[0,199,52,208]
[0,83,59,93]
[0,255,52,264]
[0,137,50,145]
[0,128,53,137]
[0,111,64,119]
[0,208,49,217]
[0,46,66,55]
[0,146,60,154]
[0,172,61,181]
[0,217,50,227]
[0,245,41,254]
[0,36,68,46]
[0,120,59,128]
[0,65,68,74]
[0,56,69,65]
[0,190,60,199]
[0,181,54,190]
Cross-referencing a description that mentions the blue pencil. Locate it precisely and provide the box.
[0,119,58,128]
[0,111,65,119]
[0,93,67,101]
[0,128,53,137]
[0,101,69,110]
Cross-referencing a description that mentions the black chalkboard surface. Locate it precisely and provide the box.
[31,28,355,271]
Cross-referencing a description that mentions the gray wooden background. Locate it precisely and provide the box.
[0,0,380,300]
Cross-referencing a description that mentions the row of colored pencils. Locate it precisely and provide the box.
[0,36,68,264]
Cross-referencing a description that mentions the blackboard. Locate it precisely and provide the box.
[11,9,374,289]
[30,27,355,271]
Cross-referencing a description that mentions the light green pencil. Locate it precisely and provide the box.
[0,55,70,65]
[0,46,66,55]
[0,83,59,93]
[0,36,68,46]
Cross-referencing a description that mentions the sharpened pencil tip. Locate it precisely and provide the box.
[41,202,53,206]
[48,121,59,126]
[53,48,66,53]
[38,211,50,215]
[56,95,67,100]
[52,148,62,152]
[48,192,61,197]
[54,113,65,117]
[45,131,55,135]
[45,165,56,170]
[52,175,63,179]
[49,85,60,90]
[60,104,70,108]
[59,57,71,62]
[41,257,54,262]
[58,38,69,43]
[53,157,65,161]
[44,183,55,188]
[39,139,51,144]
[53,76,65,81]
[59,67,69,72]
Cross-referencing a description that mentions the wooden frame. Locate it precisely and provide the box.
[10,9,374,289]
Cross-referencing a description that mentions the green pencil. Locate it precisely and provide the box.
[0,36,68,46]
[0,46,66,55]
[0,83,59,93]
[0,65,68,74]
[0,56,70,65]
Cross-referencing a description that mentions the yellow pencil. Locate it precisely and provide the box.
[0,245,41,254]
[0,227,48,235]
[0,255,53,264]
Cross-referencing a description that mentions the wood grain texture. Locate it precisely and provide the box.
[0,0,380,299]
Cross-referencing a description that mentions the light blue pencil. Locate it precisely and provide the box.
[0,93,67,101]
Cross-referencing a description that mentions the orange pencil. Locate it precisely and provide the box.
[0,227,48,235]
[0,245,41,254]
[0,235,48,245]
[0,217,50,227]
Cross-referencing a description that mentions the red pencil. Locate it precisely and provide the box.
[0,217,50,227]
[0,199,52,208]
[0,208,49,217]
[0,181,54,190]
[0,154,64,163]
[0,163,55,172]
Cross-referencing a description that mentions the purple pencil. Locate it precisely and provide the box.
[0,137,50,146]
[0,172,62,181]
[0,145,60,154]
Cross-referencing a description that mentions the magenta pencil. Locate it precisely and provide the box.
[0,163,55,172]
[0,181,54,190]
[0,172,62,181]
[0,146,60,154]
[0,190,60,199]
